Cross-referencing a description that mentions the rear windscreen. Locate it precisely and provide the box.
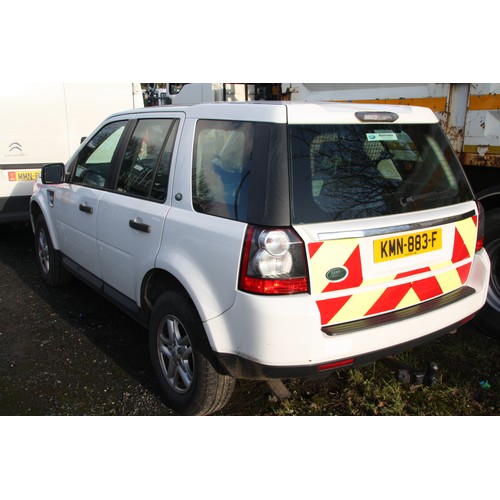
[289,123,474,224]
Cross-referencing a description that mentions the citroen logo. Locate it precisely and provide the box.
[9,142,22,152]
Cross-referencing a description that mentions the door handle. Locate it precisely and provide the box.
[79,203,93,214]
[129,218,151,233]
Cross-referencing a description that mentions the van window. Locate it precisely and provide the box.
[289,123,474,224]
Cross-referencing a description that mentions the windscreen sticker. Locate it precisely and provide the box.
[366,131,398,141]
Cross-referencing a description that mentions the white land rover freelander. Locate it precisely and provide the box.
[30,102,491,415]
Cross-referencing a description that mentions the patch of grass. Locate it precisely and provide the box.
[220,325,499,416]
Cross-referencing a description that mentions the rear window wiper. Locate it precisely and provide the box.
[400,189,453,207]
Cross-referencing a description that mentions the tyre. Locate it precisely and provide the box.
[34,214,71,287]
[149,291,235,415]
[474,207,500,336]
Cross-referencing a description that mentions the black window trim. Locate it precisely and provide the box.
[109,117,180,202]
[67,118,132,190]
[67,116,181,204]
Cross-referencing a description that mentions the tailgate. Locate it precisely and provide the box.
[300,208,478,327]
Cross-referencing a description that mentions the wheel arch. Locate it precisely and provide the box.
[141,268,230,375]
[30,199,61,251]
[141,268,187,318]
[476,187,500,213]
[30,200,43,230]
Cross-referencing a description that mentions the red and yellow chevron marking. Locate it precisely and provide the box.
[309,216,477,326]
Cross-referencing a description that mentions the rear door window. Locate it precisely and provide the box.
[116,118,179,200]
[289,123,474,224]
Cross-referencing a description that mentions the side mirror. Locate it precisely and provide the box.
[41,163,65,184]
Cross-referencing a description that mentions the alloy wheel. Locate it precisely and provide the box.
[157,314,194,394]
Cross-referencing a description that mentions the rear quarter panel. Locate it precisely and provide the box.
[155,118,247,321]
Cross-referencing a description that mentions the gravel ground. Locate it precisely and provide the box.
[1,222,497,416]
[0,223,275,416]
[0,223,175,415]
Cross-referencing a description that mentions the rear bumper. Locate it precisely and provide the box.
[214,316,471,380]
[320,286,475,336]
[205,249,491,380]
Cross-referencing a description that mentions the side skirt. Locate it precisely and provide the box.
[61,254,149,329]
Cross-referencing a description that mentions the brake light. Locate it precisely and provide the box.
[476,201,485,252]
[355,111,399,122]
[239,225,309,294]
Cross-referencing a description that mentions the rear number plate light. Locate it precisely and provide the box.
[373,228,442,263]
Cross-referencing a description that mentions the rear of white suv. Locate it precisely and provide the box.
[31,102,490,415]
[187,104,489,379]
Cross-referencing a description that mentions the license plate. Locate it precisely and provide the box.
[374,228,442,263]
[8,170,40,182]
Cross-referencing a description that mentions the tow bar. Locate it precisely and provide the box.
[382,356,440,386]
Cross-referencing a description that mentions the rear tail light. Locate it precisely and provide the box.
[317,358,355,372]
[476,201,485,252]
[239,225,309,294]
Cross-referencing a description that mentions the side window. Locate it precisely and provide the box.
[72,121,126,187]
[192,120,253,220]
[116,118,179,200]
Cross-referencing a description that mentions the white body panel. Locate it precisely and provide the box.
[157,208,246,321]
[96,192,170,301]
[1,83,142,222]
[0,83,143,166]
[52,184,104,278]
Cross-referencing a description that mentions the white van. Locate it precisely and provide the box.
[0,83,143,223]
